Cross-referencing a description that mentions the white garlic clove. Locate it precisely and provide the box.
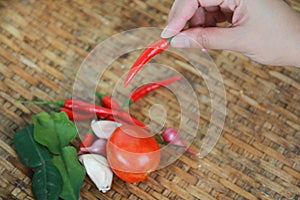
[91,120,121,139]
[78,154,113,193]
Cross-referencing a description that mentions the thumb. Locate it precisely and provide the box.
[171,27,240,51]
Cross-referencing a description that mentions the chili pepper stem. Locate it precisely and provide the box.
[15,100,65,106]
[155,138,188,149]
[120,98,133,109]
[75,74,106,103]
[95,91,105,99]
[166,36,174,43]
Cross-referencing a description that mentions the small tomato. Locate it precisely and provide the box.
[106,125,160,182]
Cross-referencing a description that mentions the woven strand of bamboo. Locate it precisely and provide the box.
[0,0,299,200]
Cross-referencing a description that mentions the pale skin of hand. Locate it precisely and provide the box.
[161,0,300,67]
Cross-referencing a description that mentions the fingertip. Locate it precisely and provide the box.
[170,34,191,48]
[161,25,177,38]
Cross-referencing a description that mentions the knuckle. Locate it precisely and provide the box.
[197,31,210,49]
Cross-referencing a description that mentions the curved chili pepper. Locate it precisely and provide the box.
[101,96,120,110]
[105,115,116,122]
[116,110,147,129]
[79,133,95,149]
[88,85,120,110]
[23,99,115,118]
[65,99,112,118]
[131,75,182,102]
[105,110,147,129]
[124,38,171,87]
[63,99,114,118]
[62,100,145,128]
[59,107,94,121]
[89,86,120,110]
[123,75,182,106]
[105,115,131,126]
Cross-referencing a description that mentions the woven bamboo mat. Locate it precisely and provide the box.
[0,0,300,199]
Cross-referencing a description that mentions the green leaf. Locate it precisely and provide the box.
[13,124,51,168]
[32,161,62,200]
[52,146,86,200]
[13,124,63,200]
[33,112,77,154]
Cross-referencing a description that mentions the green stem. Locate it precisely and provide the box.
[155,136,186,149]
[76,77,105,102]
[15,100,65,107]
[95,91,105,99]
[120,98,133,109]
[166,36,174,43]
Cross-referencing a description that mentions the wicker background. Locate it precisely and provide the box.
[0,0,300,199]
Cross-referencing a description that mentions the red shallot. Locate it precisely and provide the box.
[161,128,198,156]
[80,138,107,156]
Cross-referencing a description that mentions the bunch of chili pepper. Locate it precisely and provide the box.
[124,38,172,87]
[23,98,145,128]
[20,37,175,129]
[59,99,146,127]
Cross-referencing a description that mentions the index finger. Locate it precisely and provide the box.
[161,0,199,38]
[161,0,238,38]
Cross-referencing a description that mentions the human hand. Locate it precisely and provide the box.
[161,0,300,67]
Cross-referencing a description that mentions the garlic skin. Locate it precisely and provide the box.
[78,154,113,193]
[91,120,121,139]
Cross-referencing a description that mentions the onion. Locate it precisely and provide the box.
[161,128,198,156]
[79,138,107,156]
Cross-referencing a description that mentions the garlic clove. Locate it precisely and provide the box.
[91,120,121,139]
[78,154,113,193]
[101,166,113,193]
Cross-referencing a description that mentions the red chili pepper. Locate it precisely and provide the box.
[105,115,116,122]
[17,99,113,117]
[104,110,147,129]
[106,115,132,126]
[101,96,120,110]
[77,80,120,110]
[63,99,145,125]
[79,133,95,149]
[77,77,120,110]
[19,99,146,127]
[63,99,113,118]
[124,38,171,87]
[116,110,147,129]
[128,75,182,105]
[59,107,94,121]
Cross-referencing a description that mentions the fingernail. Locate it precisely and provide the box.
[161,25,177,38]
[171,35,190,48]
